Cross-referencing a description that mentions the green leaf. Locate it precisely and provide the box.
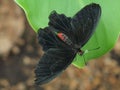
[14,0,120,68]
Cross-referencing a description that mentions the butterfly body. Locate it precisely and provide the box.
[55,31,84,55]
[35,3,101,85]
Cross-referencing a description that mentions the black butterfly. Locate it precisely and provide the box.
[35,3,101,85]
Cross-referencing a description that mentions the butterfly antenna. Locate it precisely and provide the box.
[82,55,87,65]
[84,46,100,54]
[88,46,100,51]
[82,47,100,65]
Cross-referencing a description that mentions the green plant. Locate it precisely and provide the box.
[14,0,120,68]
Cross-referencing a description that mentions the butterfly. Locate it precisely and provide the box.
[35,3,101,85]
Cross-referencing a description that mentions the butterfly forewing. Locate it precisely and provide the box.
[71,3,101,47]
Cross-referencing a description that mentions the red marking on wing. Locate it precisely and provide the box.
[57,33,65,41]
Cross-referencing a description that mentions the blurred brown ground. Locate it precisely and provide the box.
[0,0,120,90]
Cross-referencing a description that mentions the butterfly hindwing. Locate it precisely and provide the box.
[38,27,68,51]
[48,10,71,32]
[35,48,76,85]
[71,3,101,47]
[48,11,76,43]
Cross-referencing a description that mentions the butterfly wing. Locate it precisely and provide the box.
[35,48,76,85]
[38,27,68,51]
[71,3,101,47]
[37,27,76,85]
[48,11,76,43]
[48,10,71,32]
